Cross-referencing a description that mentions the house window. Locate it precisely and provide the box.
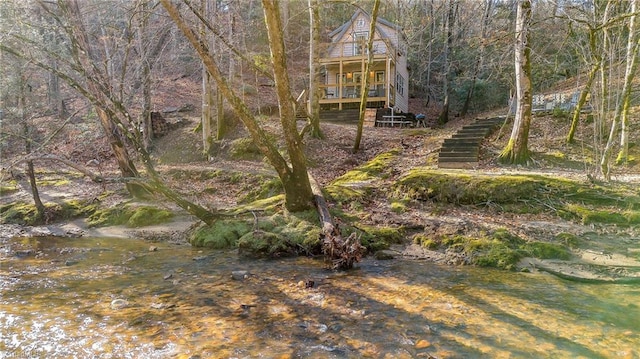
[353,31,368,55]
[357,18,365,28]
[396,74,405,96]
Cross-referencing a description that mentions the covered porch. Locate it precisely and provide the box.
[318,40,397,111]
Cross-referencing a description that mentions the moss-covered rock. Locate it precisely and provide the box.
[357,225,405,252]
[395,170,640,225]
[189,220,251,248]
[413,226,575,270]
[87,205,174,228]
[238,230,291,257]
[229,137,264,160]
[1,202,40,225]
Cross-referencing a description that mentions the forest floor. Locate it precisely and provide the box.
[3,96,640,283]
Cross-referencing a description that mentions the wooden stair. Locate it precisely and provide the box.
[438,117,504,169]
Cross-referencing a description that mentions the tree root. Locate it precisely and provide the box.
[309,174,364,270]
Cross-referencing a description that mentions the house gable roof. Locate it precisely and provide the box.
[328,8,401,44]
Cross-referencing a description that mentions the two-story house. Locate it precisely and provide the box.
[318,9,409,114]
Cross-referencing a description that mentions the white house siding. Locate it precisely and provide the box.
[321,9,409,111]
[394,50,409,112]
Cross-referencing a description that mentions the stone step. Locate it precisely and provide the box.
[457,127,490,132]
[437,161,479,169]
[439,150,478,156]
[463,123,498,130]
[451,133,485,140]
[438,157,479,162]
[442,138,482,144]
[439,149,479,155]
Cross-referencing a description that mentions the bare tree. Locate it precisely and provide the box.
[437,0,455,124]
[353,0,380,153]
[161,0,315,212]
[307,0,324,139]
[498,0,532,165]
[601,0,638,178]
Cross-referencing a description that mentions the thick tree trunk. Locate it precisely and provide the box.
[261,0,314,212]
[162,0,314,212]
[499,0,532,165]
[95,107,148,197]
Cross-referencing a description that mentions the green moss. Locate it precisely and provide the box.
[555,232,581,248]
[87,205,173,228]
[474,242,522,270]
[239,177,283,203]
[238,231,291,256]
[428,228,575,270]
[356,225,404,252]
[229,137,264,160]
[1,202,39,225]
[390,200,407,214]
[38,179,71,186]
[190,210,323,255]
[0,199,97,225]
[523,242,572,260]
[395,169,640,225]
[413,234,438,249]
[87,207,128,227]
[0,180,19,195]
[190,220,251,248]
[327,150,399,204]
[234,194,285,214]
[127,207,173,227]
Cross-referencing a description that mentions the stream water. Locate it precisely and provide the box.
[1,235,638,358]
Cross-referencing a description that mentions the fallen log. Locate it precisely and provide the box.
[7,154,103,183]
[308,174,364,270]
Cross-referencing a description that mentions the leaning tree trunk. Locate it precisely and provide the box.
[616,0,638,165]
[499,0,532,165]
[567,57,599,144]
[162,0,315,212]
[353,0,380,153]
[22,120,45,222]
[602,0,638,177]
[63,0,148,198]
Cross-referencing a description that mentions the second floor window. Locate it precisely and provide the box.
[354,32,368,55]
[396,74,405,96]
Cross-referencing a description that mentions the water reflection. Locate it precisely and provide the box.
[1,236,638,358]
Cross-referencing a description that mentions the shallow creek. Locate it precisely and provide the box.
[1,236,638,358]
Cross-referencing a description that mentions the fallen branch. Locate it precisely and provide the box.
[8,154,104,183]
[309,174,364,270]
